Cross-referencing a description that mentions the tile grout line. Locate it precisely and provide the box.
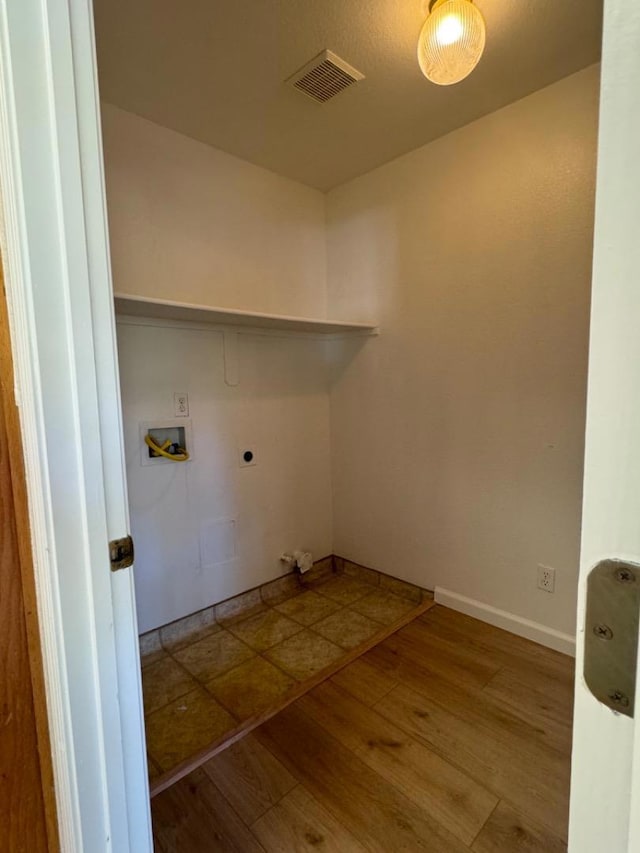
[148,597,434,796]
[145,591,353,722]
[143,572,432,749]
[140,556,425,654]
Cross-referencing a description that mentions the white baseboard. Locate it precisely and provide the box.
[434,587,576,657]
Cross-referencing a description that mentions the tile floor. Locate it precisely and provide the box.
[142,567,431,784]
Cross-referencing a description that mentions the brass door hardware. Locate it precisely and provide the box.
[109,535,134,572]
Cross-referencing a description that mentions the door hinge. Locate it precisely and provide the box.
[584,559,640,718]
[109,535,134,572]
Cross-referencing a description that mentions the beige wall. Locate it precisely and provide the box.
[101,103,328,317]
[102,104,333,632]
[326,65,599,636]
[103,67,598,639]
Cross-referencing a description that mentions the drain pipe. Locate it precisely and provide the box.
[281,550,314,575]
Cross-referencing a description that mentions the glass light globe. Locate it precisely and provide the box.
[418,0,486,86]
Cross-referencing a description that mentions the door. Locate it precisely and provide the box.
[0,0,151,850]
[0,271,56,852]
[568,0,640,850]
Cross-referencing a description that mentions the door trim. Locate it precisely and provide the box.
[0,26,80,847]
[0,1,151,850]
[568,0,640,849]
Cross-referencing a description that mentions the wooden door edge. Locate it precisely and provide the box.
[0,271,60,853]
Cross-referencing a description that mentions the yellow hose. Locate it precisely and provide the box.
[145,433,190,462]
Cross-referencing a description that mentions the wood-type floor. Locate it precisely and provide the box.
[152,604,574,852]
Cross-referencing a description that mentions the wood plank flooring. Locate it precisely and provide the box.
[152,605,574,852]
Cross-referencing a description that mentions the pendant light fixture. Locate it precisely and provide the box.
[418,0,486,86]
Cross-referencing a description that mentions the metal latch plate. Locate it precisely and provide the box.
[584,559,640,718]
[110,535,134,572]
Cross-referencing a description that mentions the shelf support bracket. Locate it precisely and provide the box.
[223,330,240,386]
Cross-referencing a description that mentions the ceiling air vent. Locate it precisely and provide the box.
[286,50,364,104]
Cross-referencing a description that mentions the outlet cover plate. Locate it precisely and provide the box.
[174,392,189,417]
[537,564,556,593]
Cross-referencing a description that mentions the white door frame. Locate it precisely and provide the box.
[0,0,150,850]
[568,0,640,850]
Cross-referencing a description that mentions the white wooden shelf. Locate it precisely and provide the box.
[114,294,378,336]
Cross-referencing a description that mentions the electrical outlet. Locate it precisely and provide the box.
[174,392,189,417]
[537,564,556,593]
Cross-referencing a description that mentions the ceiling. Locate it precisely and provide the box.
[93,0,603,191]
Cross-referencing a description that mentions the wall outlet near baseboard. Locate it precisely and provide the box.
[537,564,556,593]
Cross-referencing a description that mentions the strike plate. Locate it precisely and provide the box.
[584,559,640,718]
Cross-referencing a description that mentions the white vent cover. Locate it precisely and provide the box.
[286,50,364,103]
